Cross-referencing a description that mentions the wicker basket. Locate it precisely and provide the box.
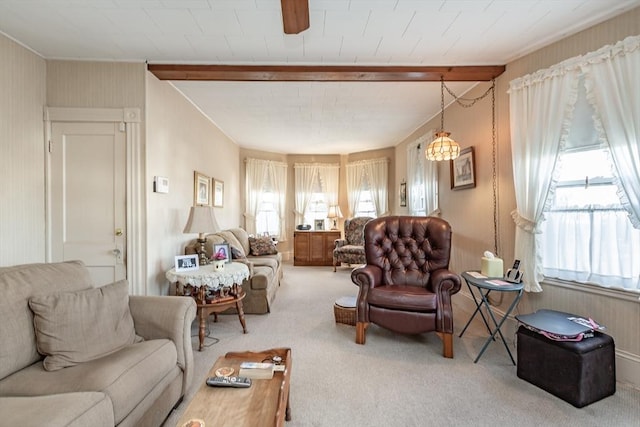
[334,296,356,326]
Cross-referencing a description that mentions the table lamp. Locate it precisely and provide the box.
[327,205,343,230]
[183,205,220,266]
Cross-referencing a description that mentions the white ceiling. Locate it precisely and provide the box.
[1,0,638,154]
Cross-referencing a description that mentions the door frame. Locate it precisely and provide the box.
[44,107,146,295]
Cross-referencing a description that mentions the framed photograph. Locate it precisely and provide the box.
[314,219,325,230]
[213,243,231,263]
[194,171,211,205]
[400,182,407,207]
[175,254,199,272]
[451,146,476,190]
[213,178,224,207]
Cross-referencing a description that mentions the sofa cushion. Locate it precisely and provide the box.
[29,280,141,371]
[0,392,114,427]
[249,236,278,256]
[0,339,178,425]
[228,228,252,255]
[230,245,247,260]
[0,261,93,381]
[216,230,246,257]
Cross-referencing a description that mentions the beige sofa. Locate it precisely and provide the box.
[0,260,196,427]
[185,227,283,314]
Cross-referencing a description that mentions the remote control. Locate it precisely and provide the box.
[206,376,252,388]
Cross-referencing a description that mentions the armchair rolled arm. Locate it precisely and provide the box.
[351,265,383,323]
[129,296,196,393]
[427,269,461,334]
[334,238,347,249]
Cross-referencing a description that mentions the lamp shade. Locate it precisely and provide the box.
[183,205,220,237]
[426,131,460,161]
[327,205,343,219]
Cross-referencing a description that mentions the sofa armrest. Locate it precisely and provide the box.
[427,269,462,334]
[129,296,196,393]
[334,239,347,249]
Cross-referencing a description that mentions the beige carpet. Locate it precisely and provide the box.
[163,263,640,427]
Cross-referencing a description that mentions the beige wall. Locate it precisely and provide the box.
[0,35,47,266]
[146,73,241,294]
[394,7,640,386]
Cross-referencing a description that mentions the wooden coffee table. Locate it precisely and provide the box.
[176,348,292,427]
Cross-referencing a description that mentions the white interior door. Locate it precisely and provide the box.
[50,121,126,286]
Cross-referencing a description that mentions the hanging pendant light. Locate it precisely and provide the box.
[426,77,460,161]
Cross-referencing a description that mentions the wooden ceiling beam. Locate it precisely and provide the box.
[147,64,506,82]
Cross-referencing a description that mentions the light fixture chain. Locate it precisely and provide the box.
[440,77,445,132]
[491,79,498,256]
[443,82,494,108]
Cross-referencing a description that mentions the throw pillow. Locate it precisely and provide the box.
[29,280,141,371]
[230,245,247,260]
[249,236,278,256]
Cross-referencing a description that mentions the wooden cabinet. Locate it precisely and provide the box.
[293,230,341,266]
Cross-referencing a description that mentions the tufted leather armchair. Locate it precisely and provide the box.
[333,216,373,271]
[351,216,461,358]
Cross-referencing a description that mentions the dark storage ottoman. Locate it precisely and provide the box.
[516,326,615,408]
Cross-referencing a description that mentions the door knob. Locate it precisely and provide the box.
[115,228,123,236]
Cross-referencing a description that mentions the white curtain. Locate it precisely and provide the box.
[346,162,364,217]
[268,161,288,241]
[317,164,340,207]
[508,66,579,292]
[363,158,389,217]
[244,158,270,235]
[407,133,439,216]
[294,163,319,225]
[584,35,640,229]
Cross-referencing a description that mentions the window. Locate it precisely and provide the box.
[255,190,280,237]
[354,181,376,218]
[541,147,640,291]
[302,176,328,226]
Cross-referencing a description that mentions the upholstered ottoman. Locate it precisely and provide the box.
[334,296,356,326]
[516,326,616,407]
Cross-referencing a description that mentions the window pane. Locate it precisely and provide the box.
[355,190,376,218]
[256,192,280,236]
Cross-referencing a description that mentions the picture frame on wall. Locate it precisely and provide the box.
[194,171,211,205]
[314,219,325,231]
[400,182,407,207]
[213,178,224,207]
[451,146,476,190]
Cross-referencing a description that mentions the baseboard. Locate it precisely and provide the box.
[454,291,640,390]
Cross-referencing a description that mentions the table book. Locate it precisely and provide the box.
[239,362,275,379]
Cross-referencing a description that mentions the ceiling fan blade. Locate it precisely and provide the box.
[281,0,309,34]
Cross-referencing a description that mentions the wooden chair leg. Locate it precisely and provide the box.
[437,332,454,358]
[355,322,367,344]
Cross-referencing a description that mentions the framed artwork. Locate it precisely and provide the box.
[213,178,224,207]
[213,243,231,263]
[194,171,211,205]
[451,146,476,190]
[175,254,199,272]
[400,182,407,207]
[314,219,325,230]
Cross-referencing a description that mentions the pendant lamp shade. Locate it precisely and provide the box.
[426,131,461,161]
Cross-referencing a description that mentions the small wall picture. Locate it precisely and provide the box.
[194,171,211,205]
[400,182,407,207]
[213,178,224,207]
[451,146,476,190]
[213,243,231,263]
[175,254,199,272]
[314,219,325,230]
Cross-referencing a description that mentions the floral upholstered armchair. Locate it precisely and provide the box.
[333,217,373,272]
